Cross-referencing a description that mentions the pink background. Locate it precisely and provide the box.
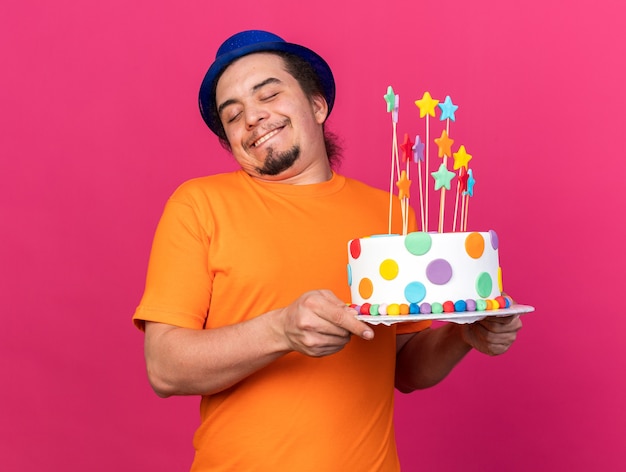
[2,0,625,470]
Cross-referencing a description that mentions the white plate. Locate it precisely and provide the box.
[356,304,534,325]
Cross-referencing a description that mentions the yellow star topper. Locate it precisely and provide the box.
[396,170,412,200]
[452,145,473,170]
[414,91,439,118]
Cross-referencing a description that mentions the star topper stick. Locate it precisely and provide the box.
[415,92,439,232]
[384,86,400,234]
[412,135,426,231]
[396,168,411,235]
[453,167,468,232]
[434,128,454,233]
[462,168,476,231]
[437,96,459,232]
[430,159,456,226]
[452,144,472,231]
[399,133,414,235]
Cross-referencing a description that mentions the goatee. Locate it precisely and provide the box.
[256,145,301,176]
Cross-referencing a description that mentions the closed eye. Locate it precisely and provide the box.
[227,111,242,123]
[261,92,279,101]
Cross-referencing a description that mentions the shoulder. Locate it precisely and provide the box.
[341,175,388,197]
[155,173,247,237]
[165,171,249,209]
[171,171,244,198]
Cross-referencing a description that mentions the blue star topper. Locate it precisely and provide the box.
[438,95,459,122]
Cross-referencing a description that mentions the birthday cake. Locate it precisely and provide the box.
[347,89,513,317]
[348,231,509,315]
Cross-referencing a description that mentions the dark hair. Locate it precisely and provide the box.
[210,51,343,168]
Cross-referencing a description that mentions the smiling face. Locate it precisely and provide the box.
[215,53,331,184]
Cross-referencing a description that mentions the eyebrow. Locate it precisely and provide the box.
[217,77,283,116]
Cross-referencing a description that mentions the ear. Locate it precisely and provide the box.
[311,94,329,124]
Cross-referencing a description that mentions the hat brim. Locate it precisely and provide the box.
[198,41,335,136]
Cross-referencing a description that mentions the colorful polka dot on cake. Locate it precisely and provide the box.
[379,259,399,280]
[465,232,485,259]
[404,231,432,255]
[426,259,453,284]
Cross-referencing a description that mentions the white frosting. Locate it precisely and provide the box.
[347,231,501,307]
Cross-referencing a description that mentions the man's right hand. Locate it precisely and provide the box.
[278,290,374,357]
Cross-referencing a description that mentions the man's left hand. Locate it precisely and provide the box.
[461,315,522,356]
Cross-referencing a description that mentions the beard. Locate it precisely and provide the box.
[255,145,301,176]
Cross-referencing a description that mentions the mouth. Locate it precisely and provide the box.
[247,120,289,149]
[251,128,282,148]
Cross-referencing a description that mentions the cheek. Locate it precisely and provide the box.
[223,126,242,147]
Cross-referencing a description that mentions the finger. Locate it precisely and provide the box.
[296,328,353,356]
[311,304,371,340]
[485,341,514,356]
[315,291,374,340]
[328,305,374,340]
[470,326,518,356]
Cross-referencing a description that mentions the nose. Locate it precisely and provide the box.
[244,105,269,130]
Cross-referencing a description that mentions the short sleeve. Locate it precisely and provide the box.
[132,196,212,330]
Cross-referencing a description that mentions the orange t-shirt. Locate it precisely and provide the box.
[134,170,430,471]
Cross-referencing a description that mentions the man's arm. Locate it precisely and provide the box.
[395,315,522,393]
[143,290,374,397]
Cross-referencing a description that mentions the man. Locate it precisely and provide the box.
[133,30,522,471]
